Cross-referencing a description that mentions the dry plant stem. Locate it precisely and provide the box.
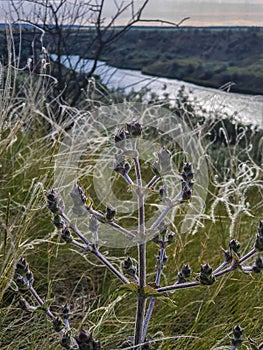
[134,295,146,349]
[92,248,130,284]
[60,211,90,246]
[214,266,235,278]
[123,172,134,185]
[239,247,257,263]
[242,266,254,272]
[157,280,199,293]
[150,202,173,231]
[157,248,257,293]
[71,239,89,251]
[133,140,147,348]
[88,206,136,240]
[60,217,129,284]
[71,237,129,285]
[213,261,229,274]
[29,285,55,319]
[64,319,70,331]
[150,190,183,232]
[142,245,166,340]
[146,175,160,189]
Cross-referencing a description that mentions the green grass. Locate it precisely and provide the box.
[0,56,263,350]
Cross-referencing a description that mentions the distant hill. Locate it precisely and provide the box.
[1,25,263,95]
[92,26,263,95]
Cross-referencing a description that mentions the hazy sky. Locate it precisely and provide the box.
[139,0,263,26]
[1,0,263,26]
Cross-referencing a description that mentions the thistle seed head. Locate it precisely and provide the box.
[126,120,142,137]
[106,205,116,221]
[46,189,64,214]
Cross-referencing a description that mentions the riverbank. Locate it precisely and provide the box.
[56,54,263,128]
[88,26,263,96]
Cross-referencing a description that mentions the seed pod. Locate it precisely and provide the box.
[181,264,191,279]
[198,263,215,285]
[61,227,73,243]
[62,304,70,320]
[53,317,63,332]
[255,234,263,251]
[106,205,116,221]
[231,325,243,348]
[53,214,64,229]
[46,189,64,214]
[60,332,71,349]
[126,120,142,137]
[222,248,232,263]
[76,329,101,350]
[115,129,127,149]
[229,239,240,256]
[15,257,29,276]
[258,220,263,235]
[252,257,263,273]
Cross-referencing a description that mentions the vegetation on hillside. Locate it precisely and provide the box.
[2,25,263,99]
[0,19,263,349]
[96,26,263,95]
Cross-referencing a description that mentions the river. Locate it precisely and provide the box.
[52,54,263,128]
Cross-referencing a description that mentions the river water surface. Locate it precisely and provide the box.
[53,54,263,128]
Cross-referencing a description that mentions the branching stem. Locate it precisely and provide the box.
[88,206,136,240]
[142,244,165,340]
[61,216,129,284]
[133,140,147,349]
[92,248,130,284]
[60,211,90,246]
[146,175,160,189]
[239,248,257,264]
[29,285,55,319]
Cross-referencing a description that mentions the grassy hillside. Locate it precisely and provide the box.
[96,26,263,95]
[1,26,263,96]
[0,36,263,350]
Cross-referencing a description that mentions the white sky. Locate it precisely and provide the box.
[0,0,263,26]
[139,0,263,26]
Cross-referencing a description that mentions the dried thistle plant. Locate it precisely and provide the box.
[12,120,263,350]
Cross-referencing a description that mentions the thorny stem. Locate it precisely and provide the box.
[133,140,147,349]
